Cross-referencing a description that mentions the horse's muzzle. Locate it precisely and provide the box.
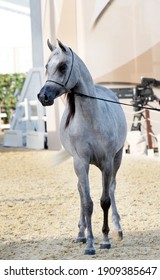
[37,92,54,106]
[37,85,55,106]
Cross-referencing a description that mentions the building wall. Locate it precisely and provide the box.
[54,0,160,84]
[53,0,160,140]
[0,0,32,73]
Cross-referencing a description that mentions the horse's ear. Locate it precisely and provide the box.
[57,39,67,52]
[47,39,56,52]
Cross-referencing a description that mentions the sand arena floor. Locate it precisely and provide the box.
[0,148,160,260]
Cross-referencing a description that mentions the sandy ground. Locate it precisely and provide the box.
[0,147,160,260]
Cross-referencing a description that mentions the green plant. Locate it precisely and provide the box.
[0,73,26,121]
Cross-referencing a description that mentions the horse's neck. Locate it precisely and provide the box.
[65,53,98,127]
[73,54,96,97]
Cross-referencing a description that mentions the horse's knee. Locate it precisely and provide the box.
[100,197,111,211]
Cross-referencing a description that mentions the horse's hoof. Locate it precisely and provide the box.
[84,248,96,255]
[76,237,87,244]
[113,231,123,241]
[100,243,111,249]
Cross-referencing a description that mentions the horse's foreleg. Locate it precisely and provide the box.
[76,181,87,244]
[74,159,95,255]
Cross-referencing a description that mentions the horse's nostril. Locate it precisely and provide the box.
[44,94,49,101]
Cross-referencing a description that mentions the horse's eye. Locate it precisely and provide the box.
[59,64,67,74]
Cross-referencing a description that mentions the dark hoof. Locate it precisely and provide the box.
[76,237,87,244]
[100,243,111,249]
[113,231,123,241]
[84,248,96,255]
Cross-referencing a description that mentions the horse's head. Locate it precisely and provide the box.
[38,39,76,106]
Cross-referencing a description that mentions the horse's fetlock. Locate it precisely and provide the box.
[100,197,111,210]
[112,212,120,222]
[102,225,110,235]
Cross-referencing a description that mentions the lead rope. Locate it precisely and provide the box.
[75,92,160,112]
[45,46,160,113]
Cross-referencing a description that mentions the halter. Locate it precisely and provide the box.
[46,48,74,93]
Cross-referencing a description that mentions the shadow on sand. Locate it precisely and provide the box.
[0,229,159,260]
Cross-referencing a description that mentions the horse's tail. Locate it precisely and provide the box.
[52,149,71,165]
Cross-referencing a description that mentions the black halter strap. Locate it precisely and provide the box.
[46,48,74,93]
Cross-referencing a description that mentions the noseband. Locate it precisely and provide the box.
[46,48,74,93]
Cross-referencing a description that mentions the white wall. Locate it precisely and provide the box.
[0,0,32,73]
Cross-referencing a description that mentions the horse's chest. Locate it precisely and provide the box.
[69,124,114,160]
[60,108,116,162]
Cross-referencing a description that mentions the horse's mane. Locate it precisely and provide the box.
[65,91,75,128]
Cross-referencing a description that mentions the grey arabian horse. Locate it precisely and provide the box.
[38,40,127,255]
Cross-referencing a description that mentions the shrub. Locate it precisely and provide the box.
[0,73,26,121]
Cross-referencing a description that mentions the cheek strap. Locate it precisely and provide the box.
[46,48,74,94]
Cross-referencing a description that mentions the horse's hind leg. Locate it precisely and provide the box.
[109,148,123,240]
[74,159,95,255]
[110,178,123,240]
[100,162,112,249]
